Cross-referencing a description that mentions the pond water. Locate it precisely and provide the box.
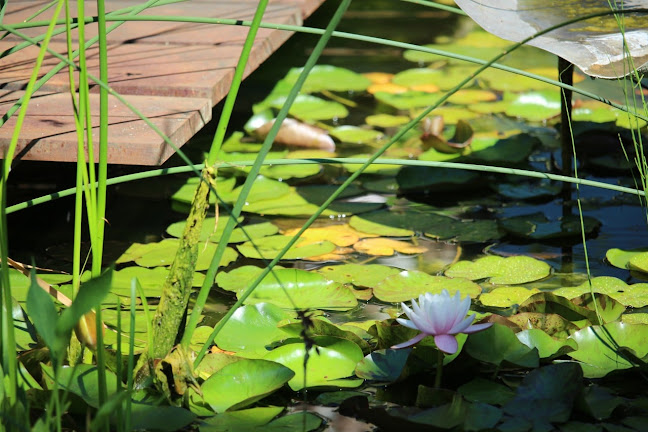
[6,1,648,430]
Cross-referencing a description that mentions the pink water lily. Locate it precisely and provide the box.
[392,290,492,354]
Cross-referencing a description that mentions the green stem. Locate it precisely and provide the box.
[435,349,444,388]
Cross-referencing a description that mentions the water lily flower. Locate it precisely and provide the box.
[392,290,492,354]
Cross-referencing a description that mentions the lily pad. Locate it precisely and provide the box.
[492,180,562,200]
[264,336,364,391]
[365,114,410,128]
[198,406,284,432]
[201,359,294,412]
[606,248,648,273]
[213,303,293,358]
[283,65,371,93]
[505,90,562,122]
[133,239,237,271]
[316,263,401,289]
[516,328,578,359]
[374,90,440,110]
[458,378,515,405]
[268,95,348,121]
[479,286,541,307]
[355,349,411,382]
[499,212,601,241]
[465,324,540,368]
[215,265,283,295]
[111,266,205,297]
[466,134,540,165]
[445,255,551,285]
[167,218,277,245]
[568,322,648,378]
[330,126,383,144]
[396,167,481,193]
[374,270,482,303]
[236,235,336,260]
[353,238,428,256]
[553,276,648,308]
[242,268,358,311]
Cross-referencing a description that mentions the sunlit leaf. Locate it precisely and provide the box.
[330,126,383,144]
[365,114,410,128]
[465,324,539,367]
[264,336,364,391]
[479,286,540,307]
[269,95,348,121]
[353,238,428,256]
[237,235,336,260]
[283,65,371,93]
[317,263,401,289]
[445,255,551,285]
[553,276,648,308]
[374,270,482,303]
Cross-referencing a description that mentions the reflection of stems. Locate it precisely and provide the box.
[321,89,358,108]
[435,349,444,388]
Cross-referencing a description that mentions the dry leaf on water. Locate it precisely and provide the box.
[254,118,335,152]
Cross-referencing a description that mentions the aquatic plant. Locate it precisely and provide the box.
[393,290,492,354]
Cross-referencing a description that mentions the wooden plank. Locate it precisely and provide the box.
[0,0,326,165]
[0,90,211,165]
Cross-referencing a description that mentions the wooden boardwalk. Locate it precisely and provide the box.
[0,0,325,165]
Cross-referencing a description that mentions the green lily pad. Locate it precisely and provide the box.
[499,212,601,241]
[215,266,283,295]
[465,324,539,368]
[133,239,238,270]
[392,68,445,87]
[198,406,284,432]
[518,292,598,323]
[166,218,278,244]
[222,131,264,152]
[374,90,441,110]
[445,255,551,285]
[431,106,480,124]
[316,263,401,289]
[330,126,383,144]
[219,176,291,205]
[269,95,348,121]
[458,378,515,405]
[278,317,370,352]
[170,176,236,207]
[111,266,205,298]
[447,89,497,105]
[354,349,411,382]
[237,235,336,260]
[365,114,410,128]
[242,268,358,311]
[396,167,480,193]
[201,359,294,413]
[568,322,648,378]
[505,90,562,122]
[606,247,648,272]
[479,286,540,307]
[374,270,482,303]
[552,276,648,308]
[492,180,562,200]
[503,363,583,430]
[466,134,540,165]
[622,313,648,324]
[129,403,197,432]
[264,336,364,391]
[426,218,503,243]
[213,303,293,358]
[516,328,578,359]
[283,65,371,93]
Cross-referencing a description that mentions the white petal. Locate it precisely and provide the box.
[449,314,476,334]
[396,317,419,330]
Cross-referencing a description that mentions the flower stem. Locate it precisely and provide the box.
[435,349,444,388]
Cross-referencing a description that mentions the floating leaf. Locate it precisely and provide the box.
[374,90,440,110]
[499,212,601,241]
[503,363,583,431]
[353,238,428,256]
[492,180,562,200]
[133,239,237,270]
[279,317,370,352]
[552,276,648,308]
[367,83,409,94]
[198,406,284,432]
[374,270,481,303]
[606,247,648,272]
[215,265,282,295]
[518,292,598,323]
[237,235,336,260]
[201,359,294,413]
[111,266,205,297]
[317,263,401,289]
[466,133,540,165]
[363,72,394,84]
[516,328,578,359]
[283,65,371,93]
[505,90,562,122]
[264,336,364,391]
[219,176,291,205]
[282,224,374,248]
[508,312,580,338]
[355,349,411,382]
[458,378,515,405]
[213,303,293,358]
[447,89,496,105]
[269,94,348,121]
[330,126,383,144]
[166,218,277,244]
[397,167,480,193]
[445,255,551,285]
[568,322,648,378]
[479,286,540,307]
[365,114,410,128]
[465,324,539,368]
[242,268,358,311]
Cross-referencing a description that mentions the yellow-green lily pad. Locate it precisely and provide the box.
[269,94,348,121]
[479,286,541,307]
[374,270,481,303]
[606,248,648,272]
[365,114,410,128]
[237,235,336,260]
[553,276,648,308]
[445,255,551,285]
[330,126,383,144]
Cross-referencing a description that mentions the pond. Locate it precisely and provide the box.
[5,1,648,431]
